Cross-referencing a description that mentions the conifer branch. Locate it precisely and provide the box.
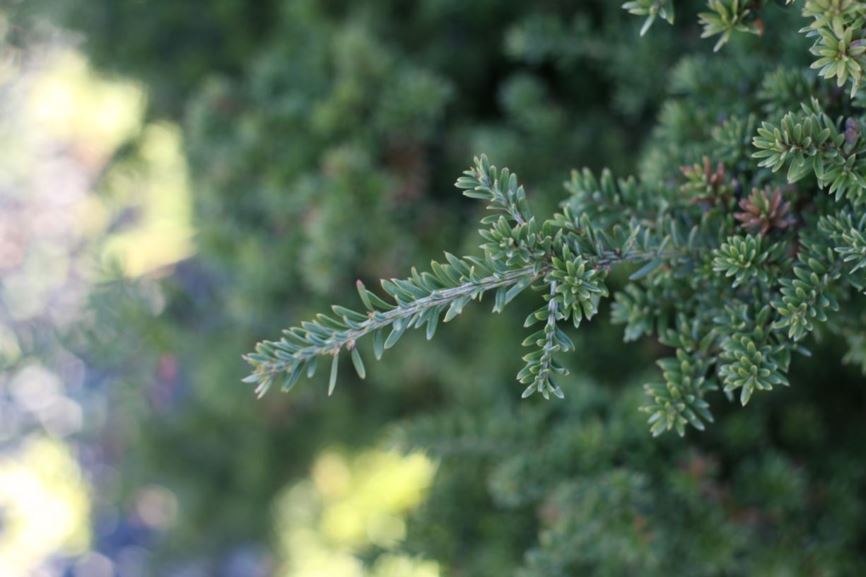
[518,281,571,400]
[244,259,543,397]
[625,0,866,96]
[245,9,866,437]
[699,0,765,52]
[622,0,675,36]
[245,156,687,401]
[753,101,866,202]
[799,0,866,97]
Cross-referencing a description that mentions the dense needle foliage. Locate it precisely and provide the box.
[35,0,866,573]
[246,1,866,437]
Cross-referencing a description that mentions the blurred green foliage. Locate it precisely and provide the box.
[23,0,866,573]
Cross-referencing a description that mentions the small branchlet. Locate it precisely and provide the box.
[753,101,866,202]
[622,0,675,37]
[717,305,790,406]
[734,187,795,235]
[800,0,866,97]
[699,0,764,52]
[713,234,771,288]
[519,282,571,400]
[681,156,733,203]
[243,255,542,397]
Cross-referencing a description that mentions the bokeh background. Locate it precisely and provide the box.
[2,1,866,576]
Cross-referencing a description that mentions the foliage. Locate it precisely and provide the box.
[41,0,694,568]
[248,1,866,439]
[30,0,866,573]
[399,362,866,576]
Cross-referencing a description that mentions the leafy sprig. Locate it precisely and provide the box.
[625,0,866,95]
[699,0,764,52]
[246,157,680,402]
[622,0,675,36]
[243,255,542,397]
[800,0,866,96]
[246,8,866,437]
[752,101,866,202]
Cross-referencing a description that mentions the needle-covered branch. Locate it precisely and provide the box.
[246,8,866,437]
[626,0,866,96]
[243,257,542,397]
[245,156,680,402]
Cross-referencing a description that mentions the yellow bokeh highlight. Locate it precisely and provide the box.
[26,51,145,164]
[315,450,432,547]
[101,123,195,276]
[11,46,194,279]
[0,437,90,577]
[369,554,439,577]
[1,40,194,309]
[274,448,439,577]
